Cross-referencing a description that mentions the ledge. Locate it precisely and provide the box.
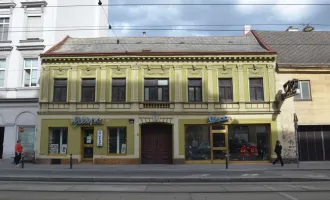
[16,45,45,51]
[21,1,47,8]
[0,46,13,51]
[0,2,16,9]
[0,40,12,44]
[19,39,44,43]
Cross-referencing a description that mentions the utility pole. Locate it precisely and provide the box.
[294,113,299,168]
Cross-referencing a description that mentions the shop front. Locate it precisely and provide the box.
[179,116,278,164]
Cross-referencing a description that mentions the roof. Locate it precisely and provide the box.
[43,33,273,57]
[254,31,330,66]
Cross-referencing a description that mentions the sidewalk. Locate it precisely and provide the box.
[0,160,329,182]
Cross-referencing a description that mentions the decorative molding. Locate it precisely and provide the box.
[187,69,202,77]
[144,67,170,77]
[21,1,47,13]
[248,65,264,76]
[54,69,68,76]
[174,65,182,70]
[0,2,16,14]
[100,66,107,70]
[267,64,274,69]
[218,65,233,76]
[0,46,13,51]
[81,69,96,76]
[112,68,126,77]
[139,117,172,124]
[71,66,78,71]
[131,64,139,70]
[16,45,45,51]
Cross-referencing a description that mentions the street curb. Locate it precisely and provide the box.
[0,177,330,183]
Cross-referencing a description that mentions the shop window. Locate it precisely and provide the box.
[219,78,233,102]
[294,80,311,101]
[185,125,210,160]
[112,78,126,102]
[144,79,169,101]
[53,79,67,102]
[228,125,270,161]
[49,128,68,154]
[81,78,95,102]
[249,78,264,101]
[188,78,202,102]
[108,127,127,154]
[17,127,35,154]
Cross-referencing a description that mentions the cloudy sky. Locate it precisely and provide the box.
[107,0,330,37]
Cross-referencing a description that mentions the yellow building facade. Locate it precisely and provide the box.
[36,35,279,164]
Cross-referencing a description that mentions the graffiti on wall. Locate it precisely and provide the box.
[281,129,297,159]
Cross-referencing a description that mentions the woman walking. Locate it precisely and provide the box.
[272,140,284,167]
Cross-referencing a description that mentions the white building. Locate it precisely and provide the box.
[0,0,109,160]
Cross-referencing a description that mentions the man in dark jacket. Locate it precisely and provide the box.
[272,140,284,166]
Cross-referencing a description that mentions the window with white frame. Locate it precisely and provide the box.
[23,58,39,87]
[0,18,9,41]
[49,128,68,154]
[0,59,6,87]
[26,16,42,39]
[294,80,311,100]
[108,128,127,154]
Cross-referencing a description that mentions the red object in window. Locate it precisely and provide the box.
[19,127,24,133]
[250,145,259,156]
[240,145,250,156]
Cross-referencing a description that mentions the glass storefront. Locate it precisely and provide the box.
[228,125,270,161]
[185,124,270,162]
[17,127,35,154]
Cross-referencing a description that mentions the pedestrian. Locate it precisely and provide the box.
[14,140,23,167]
[272,140,284,167]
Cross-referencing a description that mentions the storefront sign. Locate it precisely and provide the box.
[208,115,231,124]
[97,130,103,147]
[282,79,300,100]
[72,116,102,127]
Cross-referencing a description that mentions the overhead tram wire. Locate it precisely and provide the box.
[98,0,128,52]
[4,3,330,9]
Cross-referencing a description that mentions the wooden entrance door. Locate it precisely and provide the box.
[141,124,172,164]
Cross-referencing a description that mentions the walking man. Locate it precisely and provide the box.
[14,140,23,166]
[272,140,284,166]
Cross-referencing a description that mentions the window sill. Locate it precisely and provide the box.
[107,153,127,156]
[19,39,44,43]
[16,87,40,90]
[0,40,12,44]
[294,99,312,102]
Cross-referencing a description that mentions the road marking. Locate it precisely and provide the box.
[241,173,259,177]
[306,174,328,178]
[279,192,298,200]
[185,174,210,178]
[264,185,298,200]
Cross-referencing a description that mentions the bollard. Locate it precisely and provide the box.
[21,153,24,169]
[70,154,72,169]
[225,154,228,169]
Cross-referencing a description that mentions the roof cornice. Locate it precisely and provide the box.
[41,55,276,64]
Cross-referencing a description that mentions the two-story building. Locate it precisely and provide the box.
[0,0,109,160]
[255,30,330,162]
[36,33,280,165]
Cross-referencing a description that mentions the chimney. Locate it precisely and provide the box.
[244,25,251,35]
[286,26,299,32]
[142,31,146,36]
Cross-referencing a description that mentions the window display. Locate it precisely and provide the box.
[228,125,270,161]
[185,125,210,160]
[49,128,68,154]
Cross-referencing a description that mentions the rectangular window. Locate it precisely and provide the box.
[188,78,202,102]
[185,125,210,161]
[294,80,311,100]
[144,79,169,101]
[26,16,42,39]
[112,78,126,102]
[23,58,39,87]
[0,59,6,87]
[53,79,67,102]
[81,78,96,102]
[49,128,68,154]
[0,18,9,41]
[108,127,127,154]
[219,78,233,102]
[249,78,264,101]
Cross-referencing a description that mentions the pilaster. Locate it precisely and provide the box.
[267,64,275,102]
[131,64,139,102]
[237,64,245,102]
[99,66,107,102]
[174,65,182,102]
[41,67,49,102]
[70,65,77,112]
[206,65,214,102]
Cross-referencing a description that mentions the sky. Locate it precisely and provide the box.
[107,0,330,37]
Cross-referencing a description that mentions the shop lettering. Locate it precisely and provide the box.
[72,117,102,127]
[97,130,103,147]
[208,115,230,124]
